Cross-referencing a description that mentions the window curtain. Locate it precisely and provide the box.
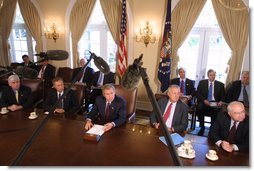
[70,0,96,68]
[212,0,249,85]
[100,0,121,45]
[18,0,43,53]
[0,0,17,66]
[171,0,207,78]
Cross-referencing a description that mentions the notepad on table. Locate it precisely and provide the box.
[159,133,184,146]
[83,124,104,142]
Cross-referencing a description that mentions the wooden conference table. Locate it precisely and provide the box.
[0,109,249,166]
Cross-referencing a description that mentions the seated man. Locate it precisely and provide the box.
[170,67,195,106]
[226,71,249,108]
[209,101,249,153]
[150,85,189,133]
[84,84,126,132]
[43,77,80,115]
[0,74,33,111]
[72,58,94,85]
[196,69,225,136]
[20,54,38,71]
[37,58,56,87]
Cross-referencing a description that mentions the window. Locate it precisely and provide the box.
[178,0,231,86]
[78,0,117,72]
[9,4,36,63]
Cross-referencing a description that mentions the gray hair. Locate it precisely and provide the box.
[227,101,244,113]
[8,74,20,84]
[102,84,115,94]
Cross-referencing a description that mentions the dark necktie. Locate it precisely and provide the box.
[105,102,110,118]
[208,82,213,101]
[180,80,184,94]
[227,121,237,143]
[41,65,46,79]
[57,93,63,109]
[163,103,172,122]
[243,86,249,107]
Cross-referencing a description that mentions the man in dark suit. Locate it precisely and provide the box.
[43,77,80,115]
[196,69,226,136]
[170,67,195,106]
[226,71,249,108]
[37,58,56,87]
[150,85,189,133]
[72,58,94,86]
[0,74,33,111]
[20,54,38,71]
[209,101,249,153]
[85,84,126,132]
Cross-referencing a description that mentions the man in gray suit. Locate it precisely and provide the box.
[150,85,189,133]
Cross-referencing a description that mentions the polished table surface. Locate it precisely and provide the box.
[0,109,249,166]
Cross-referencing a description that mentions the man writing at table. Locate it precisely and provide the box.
[209,101,249,153]
[0,74,33,111]
[150,85,189,133]
[84,84,126,132]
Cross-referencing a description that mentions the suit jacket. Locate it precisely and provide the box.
[209,111,249,153]
[43,88,80,114]
[72,66,94,86]
[38,64,55,82]
[150,97,189,133]
[20,61,38,71]
[226,80,243,103]
[196,79,225,103]
[86,95,126,127]
[0,85,33,109]
[92,71,115,86]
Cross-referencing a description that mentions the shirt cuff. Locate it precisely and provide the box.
[232,144,239,151]
[216,140,222,147]
[111,122,116,127]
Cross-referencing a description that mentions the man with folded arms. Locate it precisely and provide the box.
[0,74,33,111]
[43,77,79,115]
[150,85,189,133]
[209,101,249,153]
[84,84,126,132]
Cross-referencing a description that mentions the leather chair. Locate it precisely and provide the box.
[57,67,74,83]
[64,82,86,114]
[114,84,138,123]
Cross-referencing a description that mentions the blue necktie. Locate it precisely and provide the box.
[208,82,213,101]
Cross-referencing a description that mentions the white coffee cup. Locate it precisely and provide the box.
[187,149,195,156]
[183,140,191,148]
[30,112,37,117]
[1,107,8,112]
[208,150,217,158]
[177,147,185,156]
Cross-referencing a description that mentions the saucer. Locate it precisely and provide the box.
[28,115,38,119]
[206,153,219,161]
[0,110,9,114]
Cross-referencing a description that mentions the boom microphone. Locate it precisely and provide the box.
[89,51,110,74]
[35,50,69,60]
[121,54,143,90]
[15,66,38,79]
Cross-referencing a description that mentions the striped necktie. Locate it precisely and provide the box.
[15,90,19,103]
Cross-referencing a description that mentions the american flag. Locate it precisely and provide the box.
[117,0,127,77]
[157,1,171,92]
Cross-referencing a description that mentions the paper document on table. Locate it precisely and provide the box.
[159,133,184,146]
[86,124,105,136]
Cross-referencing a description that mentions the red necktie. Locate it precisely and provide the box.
[41,65,46,79]
[227,121,237,143]
[105,102,110,118]
[163,103,173,122]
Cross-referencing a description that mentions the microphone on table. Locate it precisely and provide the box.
[35,50,69,61]
[122,54,182,166]
[121,54,143,90]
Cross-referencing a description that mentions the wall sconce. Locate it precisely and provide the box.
[135,21,156,47]
[44,21,60,42]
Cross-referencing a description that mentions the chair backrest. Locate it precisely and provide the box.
[57,67,74,82]
[64,82,86,106]
[20,79,44,104]
[114,84,138,122]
